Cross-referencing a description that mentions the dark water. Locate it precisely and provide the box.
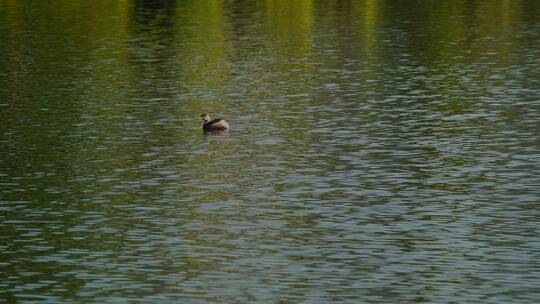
[1,1,540,303]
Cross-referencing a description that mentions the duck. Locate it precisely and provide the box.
[200,113,230,132]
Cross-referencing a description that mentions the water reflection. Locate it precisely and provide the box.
[1,0,540,303]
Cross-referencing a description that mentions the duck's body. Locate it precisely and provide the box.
[201,113,230,132]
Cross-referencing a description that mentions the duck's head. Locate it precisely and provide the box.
[200,113,211,123]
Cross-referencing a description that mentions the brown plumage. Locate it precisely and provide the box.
[201,113,230,132]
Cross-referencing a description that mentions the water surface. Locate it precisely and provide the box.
[1,1,540,303]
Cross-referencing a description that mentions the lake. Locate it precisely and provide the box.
[1,0,539,303]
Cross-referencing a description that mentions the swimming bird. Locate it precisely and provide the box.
[201,113,230,132]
